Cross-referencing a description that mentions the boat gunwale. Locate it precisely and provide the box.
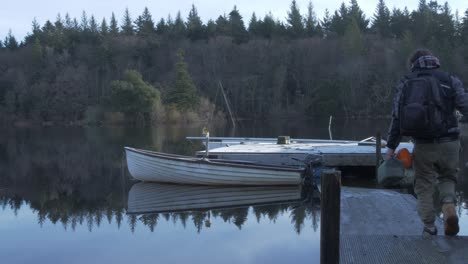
[124,147,305,173]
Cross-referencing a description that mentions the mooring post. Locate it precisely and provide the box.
[376,132,381,177]
[320,169,341,264]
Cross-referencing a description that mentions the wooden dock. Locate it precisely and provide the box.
[340,187,468,263]
[188,136,414,167]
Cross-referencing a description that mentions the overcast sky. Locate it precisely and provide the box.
[1,0,467,41]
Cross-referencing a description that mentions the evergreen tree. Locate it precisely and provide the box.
[286,0,304,38]
[215,15,230,35]
[305,1,318,37]
[248,13,260,36]
[389,7,411,38]
[121,8,134,35]
[89,16,99,34]
[348,0,369,32]
[80,11,89,32]
[344,18,363,56]
[4,30,19,50]
[186,4,204,40]
[31,38,43,65]
[172,11,186,37]
[228,6,248,43]
[156,18,167,35]
[462,9,468,43]
[100,18,109,35]
[330,3,349,35]
[32,18,41,34]
[255,13,277,39]
[64,13,73,29]
[135,7,155,36]
[24,18,42,44]
[321,9,332,37]
[72,18,80,31]
[110,13,119,35]
[55,14,64,31]
[206,19,217,38]
[166,50,199,111]
[371,0,391,37]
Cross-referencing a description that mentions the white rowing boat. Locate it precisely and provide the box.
[124,147,305,186]
[127,182,302,214]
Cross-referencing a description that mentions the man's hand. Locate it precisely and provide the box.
[383,148,395,161]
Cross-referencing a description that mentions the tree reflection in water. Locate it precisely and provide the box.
[0,127,320,234]
[0,185,320,234]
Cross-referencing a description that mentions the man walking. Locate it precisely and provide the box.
[385,49,468,236]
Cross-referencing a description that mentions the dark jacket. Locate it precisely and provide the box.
[387,57,468,150]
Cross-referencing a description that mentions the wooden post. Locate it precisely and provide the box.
[205,132,210,158]
[320,169,341,264]
[376,132,381,178]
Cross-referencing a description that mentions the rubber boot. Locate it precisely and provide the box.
[442,203,459,236]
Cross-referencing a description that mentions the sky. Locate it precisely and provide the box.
[1,0,467,41]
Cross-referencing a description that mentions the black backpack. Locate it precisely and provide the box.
[399,70,453,138]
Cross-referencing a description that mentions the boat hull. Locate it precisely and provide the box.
[124,147,303,186]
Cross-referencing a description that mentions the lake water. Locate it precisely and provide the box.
[2,119,468,263]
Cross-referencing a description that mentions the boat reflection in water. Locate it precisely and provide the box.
[127,182,319,233]
[128,183,304,214]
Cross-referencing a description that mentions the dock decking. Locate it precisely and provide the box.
[341,187,468,263]
[189,136,413,167]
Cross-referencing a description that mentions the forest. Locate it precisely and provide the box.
[0,0,468,125]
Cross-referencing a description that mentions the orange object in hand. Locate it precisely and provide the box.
[396,148,413,168]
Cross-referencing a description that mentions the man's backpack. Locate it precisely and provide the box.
[399,71,453,138]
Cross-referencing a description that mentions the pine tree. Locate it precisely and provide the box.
[80,11,89,32]
[32,38,43,65]
[64,13,73,29]
[462,9,468,43]
[321,9,332,37]
[32,18,41,35]
[4,30,19,50]
[344,18,363,56]
[371,0,391,37]
[135,7,155,36]
[215,15,229,35]
[101,18,109,35]
[110,13,119,35]
[89,16,99,34]
[156,18,167,35]
[206,19,217,38]
[389,7,411,38]
[186,4,204,40]
[172,11,186,37]
[248,13,260,36]
[166,50,199,111]
[55,13,64,31]
[121,8,134,35]
[286,0,304,38]
[348,0,369,32]
[256,13,279,39]
[330,3,349,35]
[228,6,248,43]
[305,1,318,37]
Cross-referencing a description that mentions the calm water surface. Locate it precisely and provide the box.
[2,119,468,263]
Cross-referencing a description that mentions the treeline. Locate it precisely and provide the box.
[1,0,468,124]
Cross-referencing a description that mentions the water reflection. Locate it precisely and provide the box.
[127,183,319,234]
[0,183,319,234]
